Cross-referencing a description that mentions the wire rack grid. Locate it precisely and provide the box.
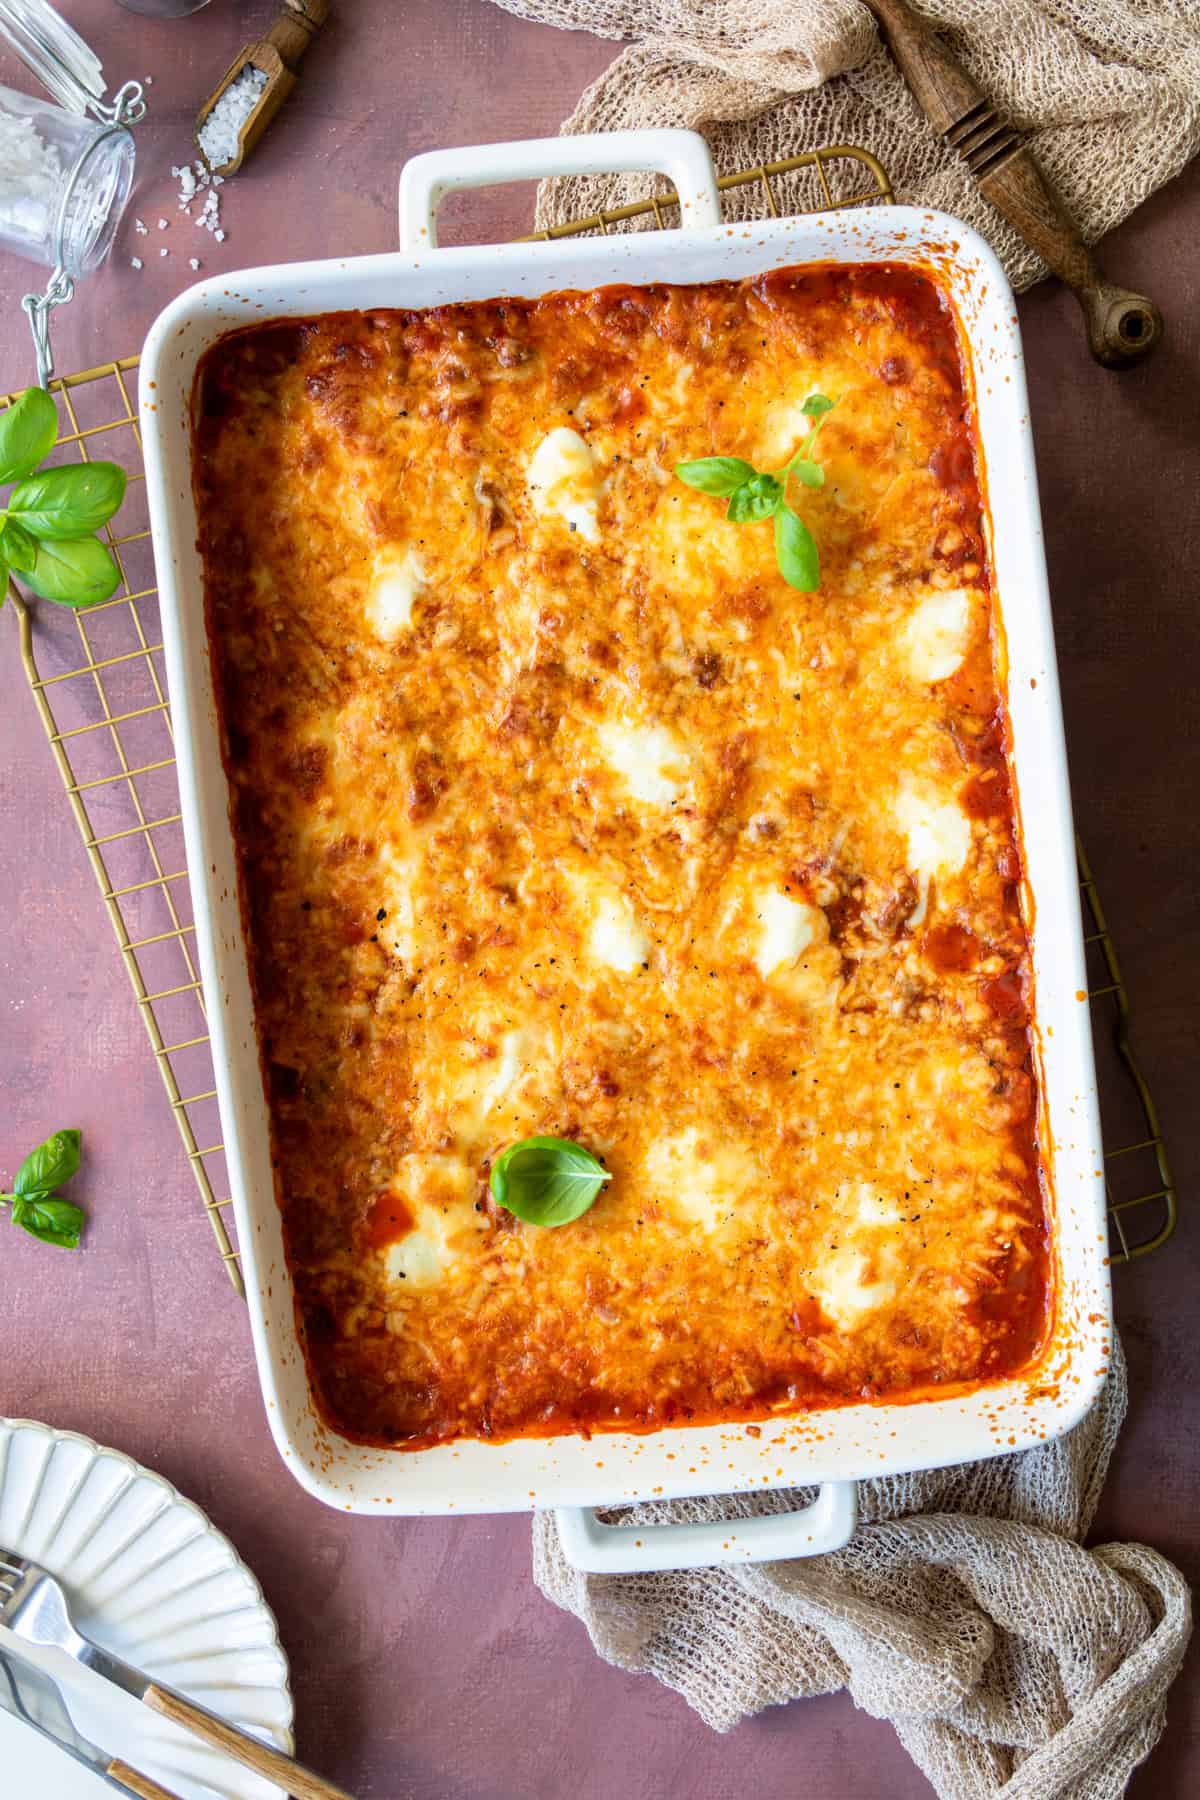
[7,146,1176,1296]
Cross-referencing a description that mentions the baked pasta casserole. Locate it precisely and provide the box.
[194,264,1050,1449]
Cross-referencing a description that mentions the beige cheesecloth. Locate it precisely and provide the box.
[532,1344,1191,1796]
[481,1,1197,1788]
[486,0,1200,290]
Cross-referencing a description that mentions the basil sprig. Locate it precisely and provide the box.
[0,387,124,611]
[2,1127,86,1249]
[489,1135,611,1227]
[675,393,838,592]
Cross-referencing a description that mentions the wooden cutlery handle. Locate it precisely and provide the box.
[865,0,1162,367]
[865,0,979,133]
[106,1761,183,1800]
[143,1684,355,1800]
[973,148,1163,367]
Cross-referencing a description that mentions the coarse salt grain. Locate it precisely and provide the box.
[134,217,148,234]
[189,257,199,270]
[159,246,168,257]
[156,217,168,230]
[198,64,267,171]
[130,256,142,270]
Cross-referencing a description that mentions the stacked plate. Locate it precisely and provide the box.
[0,1418,293,1798]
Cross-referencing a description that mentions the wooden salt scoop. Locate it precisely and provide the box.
[195,0,330,177]
[865,0,1162,368]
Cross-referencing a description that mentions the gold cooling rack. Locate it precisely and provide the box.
[7,146,1177,1296]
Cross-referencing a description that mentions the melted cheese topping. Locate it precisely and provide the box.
[589,889,651,972]
[365,545,424,640]
[526,425,603,541]
[901,587,973,682]
[894,779,973,885]
[596,719,689,809]
[642,1129,760,1235]
[755,890,823,978]
[196,265,1048,1451]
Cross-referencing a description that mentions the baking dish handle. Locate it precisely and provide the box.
[554,1480,858,1574]
[398,128,722,252]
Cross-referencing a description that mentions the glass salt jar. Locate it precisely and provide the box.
[0,82,134,277]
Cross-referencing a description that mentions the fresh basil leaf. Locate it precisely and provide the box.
[727,473,782,522]
[22,536,120,608]
[0,386,58,484]
[789,459,825,490]
[14,1127,81,1196]
[9,461,126,539]
[774,505,820,591]
[802,393,835,418]
[0,558,9,607]
[12,1195,84,1249]
[1,516,37,571]
[674,456,757,496]
[489,1135,611,1227]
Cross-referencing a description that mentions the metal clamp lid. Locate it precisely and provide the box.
[20,81,142,389]
[1,1,146,386]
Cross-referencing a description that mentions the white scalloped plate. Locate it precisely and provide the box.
[0,1419,293,1799]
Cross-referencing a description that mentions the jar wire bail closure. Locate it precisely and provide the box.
[0,1,145,384]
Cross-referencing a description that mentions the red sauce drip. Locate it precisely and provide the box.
[960,767,1012,819]
[364,1191,414,1250]
[923,922,979,972]
[981,971,1026,1021]
[928,435,976,488]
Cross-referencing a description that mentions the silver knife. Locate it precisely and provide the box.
[0,1647,184,1799]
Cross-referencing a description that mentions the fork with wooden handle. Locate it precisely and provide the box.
[864,0,1163,368]
[0,1547,356,1800]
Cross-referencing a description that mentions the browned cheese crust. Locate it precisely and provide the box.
[194,264,1049,1449]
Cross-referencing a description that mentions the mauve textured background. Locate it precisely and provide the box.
[0,3,1197,1795]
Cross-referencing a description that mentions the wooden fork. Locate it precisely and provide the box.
[865,0,1163,367]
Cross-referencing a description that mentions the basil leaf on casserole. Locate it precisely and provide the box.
[489,1136,612,1226]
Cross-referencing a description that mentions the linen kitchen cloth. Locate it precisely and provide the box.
[533,1338,1192,1797]
[485,0,1200,292]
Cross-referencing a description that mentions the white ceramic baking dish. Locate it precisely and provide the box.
[141,129,1111,1574]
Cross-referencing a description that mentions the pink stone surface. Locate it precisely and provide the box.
[1,4,1197,1795]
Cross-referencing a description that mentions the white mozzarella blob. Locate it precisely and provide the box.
[758,384,828,466]
[375,845,418,961]
[846,1181,905,1228]
[642,1128,757,1234]
[479,1028,526,1117]
[809,1247,897,1328]
[385,1230,447,1288]
[901,588,972,683]
[444,1029,532,1137]
[596,719,689,808]
[443,1024,552,1150]
[365,545,425,641]
[894,780,971,883]
[381,1154,477,1289]
[589,891,651,973]
[754,889,824,979]
[526,426,602,542]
